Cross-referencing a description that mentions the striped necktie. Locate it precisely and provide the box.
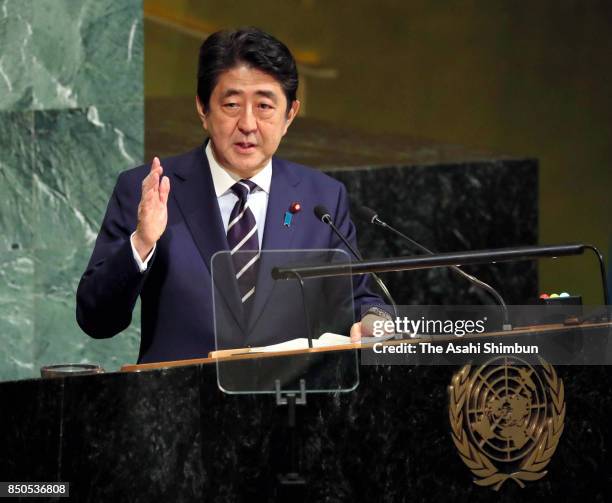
[227,179,260,309]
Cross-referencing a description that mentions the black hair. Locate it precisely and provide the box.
[197,27,299,113]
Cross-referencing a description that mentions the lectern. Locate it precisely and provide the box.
[1,319,612,502]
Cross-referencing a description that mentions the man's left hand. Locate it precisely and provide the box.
[349,312,394,342]
[349,321,364,342]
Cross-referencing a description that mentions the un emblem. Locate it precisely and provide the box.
[448,356,565,490]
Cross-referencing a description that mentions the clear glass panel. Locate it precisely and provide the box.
[212,249,359,394]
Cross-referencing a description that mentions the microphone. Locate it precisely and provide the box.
[354,206,431,255]
[355,205,512,330]
[314,205,398,319]
[313,205,333,226]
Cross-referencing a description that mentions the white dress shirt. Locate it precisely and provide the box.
[131,141,272,272]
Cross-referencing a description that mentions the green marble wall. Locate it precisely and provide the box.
[0,0,144,381]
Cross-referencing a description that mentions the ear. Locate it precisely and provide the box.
[282,100,301,135]
[195,95,208,130]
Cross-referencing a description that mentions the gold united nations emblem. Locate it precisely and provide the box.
[448,356,565,490]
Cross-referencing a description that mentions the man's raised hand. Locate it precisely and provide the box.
[132,157,170,261]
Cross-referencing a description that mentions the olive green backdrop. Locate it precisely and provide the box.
[144,0,611,305]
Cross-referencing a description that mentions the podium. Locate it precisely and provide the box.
[1,323,612,502]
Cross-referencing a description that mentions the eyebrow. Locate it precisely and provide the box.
[221,89,279,102]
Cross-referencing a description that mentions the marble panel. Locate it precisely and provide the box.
[59,367,204,502]
[32,102,144,250]
[0,0,144,383]
[0,111,34,251]
[0,0,33,110]
[31,0,142,110]
[331,160,539,305]
[28,102,144,374]
[32,245,141,373]
[0,376,63,481]
[0,357,601,501]
[0,251,34,381]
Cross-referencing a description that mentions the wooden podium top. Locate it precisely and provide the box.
[120,341,361,372]
[120,320,611,373]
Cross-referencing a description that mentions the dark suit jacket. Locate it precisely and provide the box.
[76,144,383,363]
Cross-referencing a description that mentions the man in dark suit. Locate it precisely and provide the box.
[76,28,386,363]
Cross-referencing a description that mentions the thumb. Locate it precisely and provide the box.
[350,322,362,342]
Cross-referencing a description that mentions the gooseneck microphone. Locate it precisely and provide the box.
[314,205,398,319]
[354,205,512,330]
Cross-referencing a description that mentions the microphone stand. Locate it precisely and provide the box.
[272,244,594,331]
[319,213,399,319]
[368,214,511,330]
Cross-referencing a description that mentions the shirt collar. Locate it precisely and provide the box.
[205,140,272,197]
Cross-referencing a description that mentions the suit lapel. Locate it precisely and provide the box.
[170,144,246,332]
[248,158,301,330]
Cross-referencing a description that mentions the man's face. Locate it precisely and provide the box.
[196,65,300,178]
